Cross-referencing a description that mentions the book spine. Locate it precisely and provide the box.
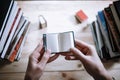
[97,11,119,58]
[90,22,101,57]
[7,20,28,60]
[104,7,120,52]
[0,0,14,38]
[15,21,30,60]
[12,16,25,42]
[9,36,23,62]
[0,2,18,58]
[95,20,110,59]
[110,4,120,34]
[113,1,120,19]
[5,16,25,58]
[4,9,23,59]
[1,7,23,59]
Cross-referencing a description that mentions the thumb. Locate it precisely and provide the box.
[39,49,51,66]
[70,47,86,62]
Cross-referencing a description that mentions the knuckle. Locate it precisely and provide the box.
[43,54,49,60]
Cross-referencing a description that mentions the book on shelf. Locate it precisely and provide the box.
[91,21,110,59]
[0,1,18,55]
[8,20,30,62]
[113,1,120,19]
[15,21,30,61]
[7,19,29,60]
[90,22,100,57]
[0,0,14,38]
[5,16,26,59]
[110,3,120,34]
[0,0,30,62]
[12,16,26,42]
[91,0,120,60]
[43,31,75,53]
[104,7,120,52]
[97,11,120,58]
[1,8,23,59]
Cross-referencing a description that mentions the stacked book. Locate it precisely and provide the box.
[0,0,30,62]
[91,0,120,60]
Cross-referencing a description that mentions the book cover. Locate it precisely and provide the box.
[9,36,23,62]
[1,8,23,59]
[75,10,88,22]
[7,20,29,60]
[113,1,120,19]
[9,20,30,62]
[0,1,18,56]
[5,16,26,58]
[97,11,119,58]
[104,7,120,52]
[90,21,100,57]
[39,15,47,29]
[0,0,13,38]
[110,3,120,34]
[15,20,30,61]
[12,16,25,42]
[92,21,110,59]
[43,31,75,53]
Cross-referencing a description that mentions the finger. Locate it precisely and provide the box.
[30,46,43,61]
[70,47,86,62]
[47,54,59,63]
[61,52,73,56]
[75,40,90,54]
[75,39,90,49]
[39,49,51,65]
[34,42,43,53]
[38,47,45,61]
[65,56,79,60]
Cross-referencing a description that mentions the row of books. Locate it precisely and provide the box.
[0,0,30,62]
[91,0,120,60]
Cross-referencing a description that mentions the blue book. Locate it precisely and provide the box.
[98,11,109,36]
[97,11,120,58]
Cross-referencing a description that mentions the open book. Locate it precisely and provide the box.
[43,31,75,53]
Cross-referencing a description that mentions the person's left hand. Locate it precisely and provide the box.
[24,42,59,80]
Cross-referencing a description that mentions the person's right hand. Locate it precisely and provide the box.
[62,40,112,80]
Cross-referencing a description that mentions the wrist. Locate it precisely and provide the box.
[24,73,33,80]
[93,70,113,80]
[24,72,41,80]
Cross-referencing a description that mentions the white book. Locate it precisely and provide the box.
[12,16,25,42]
[5,16,25,58]
[0,0,14,38]
[43,31,75,53]
[7,20,29,59]
[95,21,106,58]
[91,21,101,57]
[1,8,23,58]
[15,21,30,60]
[0,2,18,54]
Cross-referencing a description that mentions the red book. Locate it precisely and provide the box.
[76,10,88,22]
[9,36,23,62]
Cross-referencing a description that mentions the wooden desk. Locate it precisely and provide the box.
[0,1,120,80]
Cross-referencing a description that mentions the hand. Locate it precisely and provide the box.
[62,40,112,80]
[24,42,59,80]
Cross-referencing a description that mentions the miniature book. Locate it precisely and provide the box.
[38,15,47,29]
[76,10,88,22]
[43,31,75,53]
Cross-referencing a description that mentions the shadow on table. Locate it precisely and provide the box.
[0,59,12,68]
